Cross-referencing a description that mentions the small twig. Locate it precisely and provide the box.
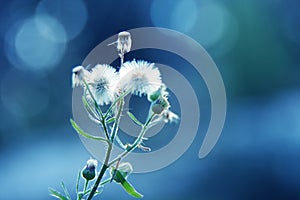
[87,142,112,200]
[108,113,155,166]
[110,99,124,143]
[110,158,121,183]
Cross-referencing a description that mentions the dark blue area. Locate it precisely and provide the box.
[0,0,300,199]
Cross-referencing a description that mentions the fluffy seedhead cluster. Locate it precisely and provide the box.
[50,31,179,200]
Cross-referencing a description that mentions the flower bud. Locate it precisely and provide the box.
[147,84,168,102]
[72,66,90,88]
[82,159,98,181]
[110,162,133,183]
[118,162,133,177]
[117,31,132,55]
[151,96,170,115]
[151,103,164,115]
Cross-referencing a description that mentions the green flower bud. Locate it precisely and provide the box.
[151,103,164,115]
[111,162,133,183]
[147,84,168,102]
[151,96,170,114]
[118,162,133,177]
[82,159,98,181]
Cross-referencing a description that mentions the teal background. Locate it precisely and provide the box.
[0,0,300,199]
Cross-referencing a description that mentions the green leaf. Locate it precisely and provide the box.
[82,96,100,121]
[61,182,71,200]
[70,119,107,142]
[127,112,143,127]
[104,90,130,118]
[76,171,81,195]
[115,135,126,149]
[83,187,103,196]
[106,117,116,124]
[48,188,69,200]
[83,80,103,118]
[115,170,143,198]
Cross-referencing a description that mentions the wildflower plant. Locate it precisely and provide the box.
[49,31,179,200]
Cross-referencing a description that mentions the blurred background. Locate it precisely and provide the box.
[0,0,300,199]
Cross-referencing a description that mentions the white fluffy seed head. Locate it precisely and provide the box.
[118,60,162,96]
[87,64,119,105]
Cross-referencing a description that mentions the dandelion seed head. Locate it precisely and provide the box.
[88,64,119,105]
[119,60,162,96]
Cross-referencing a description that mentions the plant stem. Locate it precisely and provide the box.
[120,53,124,66]
[110,99,124,143]
[108,114,155,166]
[87,142,112,200]
[83,180,89,194]
[82,80,111,140]
[83,80,103,118]
[101,118,110,140]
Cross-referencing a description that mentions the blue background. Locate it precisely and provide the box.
[0,0,300,199]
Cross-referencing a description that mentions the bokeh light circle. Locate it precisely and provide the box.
[170,0,198,33]
[150,1,239,53]
[195,2,227,47]
[4,14,67,72]
[151,0,198,33]
[14,15,66,71]
[36,0,88,41]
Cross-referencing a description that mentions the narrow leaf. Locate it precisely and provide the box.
[127,112,143,126]
[115,135,126,149]
[82,96,99,121]
[76,171,81,195]
[104,91,130,118]
[115,171,143,198]
[83,187,103,196]
[106,117,116,124]
[48,188,69,200]
[61,182,71,200]
[70,119,107,142]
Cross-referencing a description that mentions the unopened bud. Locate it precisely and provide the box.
[111,162,133,183]
[151,97,170,114]
[117,31,132,55]
[82,159,98,181]
[147,84,168,102]
[72,66,90,88]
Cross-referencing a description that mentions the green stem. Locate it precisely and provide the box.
[110,99,124,143]
[83,180,89,194]
[104,90,130,119]
[87,142,112,200]
[101,118,110,140]
[108,114,155,166]
[82,80,110,140]
[83,80,103,119]
[87,164,108,200]
[120,54,124,66]
[100,179,111,186]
